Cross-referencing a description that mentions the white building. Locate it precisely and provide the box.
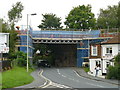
[89,33,120,76]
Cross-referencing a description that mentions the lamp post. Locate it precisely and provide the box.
[27,13,37,72]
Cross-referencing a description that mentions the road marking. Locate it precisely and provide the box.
[61,74,66,77]
[38,69,52,88]
[51,82,72,88]
[39,69,72,88]
[73,70,87,79]
[57,69,61,74]
[73,70,98,82]
[86,82,104,88]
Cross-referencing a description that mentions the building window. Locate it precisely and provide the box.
[91,46,97,56]
[106,47,112,54]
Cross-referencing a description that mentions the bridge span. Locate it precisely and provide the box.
[32,30,113,44]
[16,27,116,67]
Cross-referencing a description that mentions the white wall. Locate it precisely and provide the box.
[118,44,120,53]
[102,44,119,57]
[101,44,119,73]
[89,58,102,76]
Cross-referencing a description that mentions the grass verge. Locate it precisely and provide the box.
[2,66,34,89]
[83,67,89,72]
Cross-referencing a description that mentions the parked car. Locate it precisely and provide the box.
[38,60,51,68]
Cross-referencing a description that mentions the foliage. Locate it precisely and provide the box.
[33,44,54,65]
[107,54,120,80]
[114,53,120,65]
[2,66,34,89]
[64,5,96,30]
[107,65,120,80]
[97,5,119,29]
[117,2,120,28]
[8,1,24,30]
[38,13,62,29]
[83,67,89,72]
[1,1,24,60]
[16,51,27,67]
[1,19,18,60]
[0,19,10,32]
[9,30,18,57]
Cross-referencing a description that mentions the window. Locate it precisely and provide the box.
[91,46,97,56]
[106,47,112,54]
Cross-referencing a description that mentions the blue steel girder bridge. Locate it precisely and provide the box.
[16,27,116,67]
[32,30,105,44]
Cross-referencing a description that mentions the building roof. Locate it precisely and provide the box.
[101,33,120,44]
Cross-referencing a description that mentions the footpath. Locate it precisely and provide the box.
[73,67,120,86]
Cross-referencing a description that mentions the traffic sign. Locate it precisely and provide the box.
[0,33,9,53]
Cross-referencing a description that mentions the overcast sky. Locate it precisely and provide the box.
[0,0,119,30]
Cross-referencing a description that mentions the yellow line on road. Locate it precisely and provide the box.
[38,69,52,88]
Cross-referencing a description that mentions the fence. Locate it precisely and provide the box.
[0,60,12,71]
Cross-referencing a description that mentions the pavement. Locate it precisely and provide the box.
[14,67,120,89]
[73,67,120,86]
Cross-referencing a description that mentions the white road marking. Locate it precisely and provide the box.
[57,69,78,82]
[51,82,71,88]
[39,69,72,88]
[86,82,104,88]
[61,74,66,77]
[73,70,87,79]
[73,70,99,82]
[57,69,61,74]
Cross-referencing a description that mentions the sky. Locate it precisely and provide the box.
[0,0,119,30]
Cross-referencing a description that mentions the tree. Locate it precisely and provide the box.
[0,19,10,33]
[97,5,118,29]
[117,2,120,29]
[8,2,24,30]
[38,13,62,29]
[64,5,96,30]
[16,51,27,67]
[107,54,120,80]
[7,2,24,59]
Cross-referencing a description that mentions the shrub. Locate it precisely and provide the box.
[107,54,120,80]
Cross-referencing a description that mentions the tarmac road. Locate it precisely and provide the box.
[42,67,119,88]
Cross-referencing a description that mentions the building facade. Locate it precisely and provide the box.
[89,33,120,76]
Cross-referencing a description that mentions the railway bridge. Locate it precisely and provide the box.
[16,26,116,67]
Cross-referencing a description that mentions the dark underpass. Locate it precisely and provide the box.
[34,44,77,67]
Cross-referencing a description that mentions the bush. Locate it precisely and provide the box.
[107,65,120,80]
[107,66,115,79]
[107,53,120,80]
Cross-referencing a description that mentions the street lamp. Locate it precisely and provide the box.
[27,13,37,72]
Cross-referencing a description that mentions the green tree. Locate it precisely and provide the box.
[16,51,27,67]
[0,19,17,59]
[8,1,24,30]
[117,2,120,29]
[107,54,120,80]
[7,2,24,59]
[97,5,118,29]
[64,5,96,30]
[0,19,10,33]
[38,13,62,29]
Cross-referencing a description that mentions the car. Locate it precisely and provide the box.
[38,60,51,68]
